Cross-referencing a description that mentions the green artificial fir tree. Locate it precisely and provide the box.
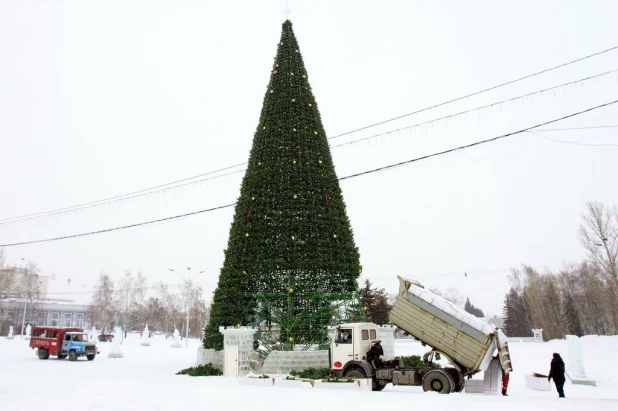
[204,20,361,350]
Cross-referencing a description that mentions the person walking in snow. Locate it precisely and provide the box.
[548,353,566,398]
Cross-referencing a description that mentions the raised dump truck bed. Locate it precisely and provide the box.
[389,276,512,375]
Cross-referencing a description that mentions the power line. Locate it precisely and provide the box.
[0,162,246,224]
[2,46,616,225]
[330,69,618,149]
[2,70,615,226]
[533,125,618,131]
[338,99,618,181]
[327,44,618,141]
[1,282,187,297]
[525,130,618,147]
[2,99,616,248]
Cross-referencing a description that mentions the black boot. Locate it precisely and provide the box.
[502,388,508,396]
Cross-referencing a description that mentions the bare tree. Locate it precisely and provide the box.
[156,282,182,334]
[116,270,147,338]
[0,248,15,297]
[88,272,117,333]
[181,279,209,338]
[579,201,618,280]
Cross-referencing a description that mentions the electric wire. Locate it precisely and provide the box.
[326,45,618,140]
[2,99,616,248]
[2,69,616,226]
[525,131,618,147]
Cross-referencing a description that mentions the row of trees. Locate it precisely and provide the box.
[503,202,618,340]
[87,271,209,339]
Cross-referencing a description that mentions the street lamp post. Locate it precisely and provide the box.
[20,258,27,339]
[169,267,204,347]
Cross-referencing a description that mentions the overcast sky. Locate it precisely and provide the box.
[1,0,617,316]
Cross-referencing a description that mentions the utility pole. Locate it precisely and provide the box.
[20,258,27,339]
[169,267,204,347]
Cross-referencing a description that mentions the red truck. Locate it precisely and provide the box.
[30,326,98,361]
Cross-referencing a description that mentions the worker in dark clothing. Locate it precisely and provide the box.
[548,353,566,398]
[368,340,384,368]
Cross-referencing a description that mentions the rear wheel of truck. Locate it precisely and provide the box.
[444,368,465,392]
[38,348,49,360]
[372,380,387,391]
[422,369,454,394]
[69,350,77,361]
[87,354,95,361]
[343,368,366,379]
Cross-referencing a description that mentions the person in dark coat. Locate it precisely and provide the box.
[548,353,566,398]
[368,340,384,368]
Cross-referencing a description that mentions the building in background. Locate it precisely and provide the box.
[0,267,90,335]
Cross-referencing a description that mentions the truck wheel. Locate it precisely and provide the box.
[444,368,465,392]
[422,369,454,394]
[69,350,78,362]
[38,348,50,360]
[87,354,96,361]
[343,368,366,379]
[373,380,387,391]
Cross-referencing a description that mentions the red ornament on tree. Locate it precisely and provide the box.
[245,213,251,221]
[291,112,296,116]
[324,195,329,202]
[242,249,247,254]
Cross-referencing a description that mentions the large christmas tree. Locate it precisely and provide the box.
[203,20,361,350]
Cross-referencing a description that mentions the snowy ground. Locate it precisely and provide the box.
[1,333,617,410]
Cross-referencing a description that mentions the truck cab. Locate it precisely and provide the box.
[330,323,384,387]
[61,332,97,361]
[30,326,97,361]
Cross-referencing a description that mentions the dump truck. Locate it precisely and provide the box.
[330,276,512,393]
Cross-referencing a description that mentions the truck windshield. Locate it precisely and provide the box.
[70,334,89,342]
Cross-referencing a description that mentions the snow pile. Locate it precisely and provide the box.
[140,325,150,347]
[170,328,182,348]
[107,326,124,358]
[407,279,495,337]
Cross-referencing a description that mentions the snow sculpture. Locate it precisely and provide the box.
[566,335,586,378]
[25,324,32,339]
[108,326,124,358]
[171,328,182,348]
[90,326,97,342]
[565,335,596,386]
[7,325,14,339]
[140,324,151,346]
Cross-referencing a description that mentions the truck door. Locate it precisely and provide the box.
[62,333,71,352]
[332,327,355,370]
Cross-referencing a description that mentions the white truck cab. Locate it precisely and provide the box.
[331,323,379,372]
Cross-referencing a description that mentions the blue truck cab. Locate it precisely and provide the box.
[61,332,97,361]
